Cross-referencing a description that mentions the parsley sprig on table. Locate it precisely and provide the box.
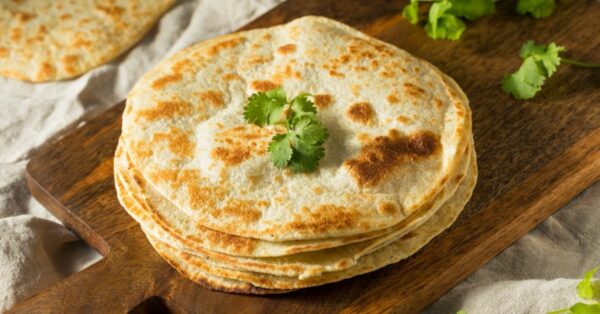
[502,41,600,100]
[548,265,600,314]
[243,88,328,173]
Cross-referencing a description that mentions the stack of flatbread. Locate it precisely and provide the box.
[115,16,477,293]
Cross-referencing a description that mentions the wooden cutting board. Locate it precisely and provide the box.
[11,0,600,313]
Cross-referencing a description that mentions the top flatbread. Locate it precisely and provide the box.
[0,0,175,82]
[121,16,470,241]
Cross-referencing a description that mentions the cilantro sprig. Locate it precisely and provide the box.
[517,0,556,18]
[244,87,328,173]
[549,264,600,314]
[502,41,600,100]
[402,0,495,40]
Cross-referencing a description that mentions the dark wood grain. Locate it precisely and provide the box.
[11,0,600,313]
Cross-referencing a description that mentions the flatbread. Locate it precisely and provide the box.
[145,151,477,291]
[0,0,175,82]
[121,16,470,241]
[115,139,472,278]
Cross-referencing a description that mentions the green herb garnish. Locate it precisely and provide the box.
[549,264,600,314]
[516,0,556,18]
[244,87,328,173]
[426,0,466,40]
[502,41,600,100]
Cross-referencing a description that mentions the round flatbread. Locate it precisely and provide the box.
[121,16,470,241]
[0,0,175,81]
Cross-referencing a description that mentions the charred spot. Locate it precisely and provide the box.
[313,94,333,109]
[346,102,374,124]
[207,37,245,57]
[136,100,192,121]
[277,44,297,54]
[250,80,279,92]
[403,82,426,98]
[377,202,399,216]
[151,74,182,90]
[152,128,195,158]
[196,90,224,108]
[61,54,80,74]
[387,93,400,104]
[344,130,440,187]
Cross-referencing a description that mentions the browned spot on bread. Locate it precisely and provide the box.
[213,199,265,223]
[314,94,333,109]
[344,130,440,187]
[377,202,399,216]
[351,84,361,96]
[95,5,124,19]
[251,80,278,92]
[347,102,374,124]
[380,70,394,78]
[152,128,195,158]
[434,98,444,109]
[328,70,345,78]
[188,184,226,210]
[211,125,278,166]
[396,115,411,124]
[313,187,323,194]
[207,37,245,57]
[201,225,257,255]
[403,82,426,99]
[71,36,92,49]
[196,90,224,108]
[36,62,55,81]
[401,231,416,240]
[59,13,72,20]
[454,173,464,183]
[14,12,35,23]
[273,64,302,82]
[137,100,192,121]
[277,44,296,54]
[222,73,240,81]
[151,74,182,90]
[280,204,361,234]
[171,59,195,74]
[61,54,79,74]
[0,47,7,58]
[357,133,371,143]
[387,93,400,104]
[10,28,22,42]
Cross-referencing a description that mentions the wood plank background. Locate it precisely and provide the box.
[10,0,600,313]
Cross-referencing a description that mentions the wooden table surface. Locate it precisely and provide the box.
[11,0,600,313]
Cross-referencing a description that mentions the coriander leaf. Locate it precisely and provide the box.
[448,0,495,20]
[269,133,293,169]
[502,57,546,99]
[288,141,325,173]
[516,0,555,18]
[519,41,565,76]
[243,87,288,126]
[403,0,420,25]
[426,0,466,40]
[289,93,317,122]
[577,265,600,301]
[569,302,600,314]
[299,122,329,145]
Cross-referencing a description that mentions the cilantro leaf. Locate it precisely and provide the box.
[290,116,328,145]
[519,41,565,76]
[448,0,496,20]
[516,0,556,18]
[243,87,287,126]
[569,302,600,314]
[269,133,293,169]
[502,57,546,99]
[577,266,600,301]
[426,0,466,40]
[289,93,317,122]
[288,141,325,173]
[403,0,420,25]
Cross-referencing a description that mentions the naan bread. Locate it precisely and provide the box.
[0,0,174,82]
[115,138,472,277]
[145,155,477,291]
[121,16,470,241]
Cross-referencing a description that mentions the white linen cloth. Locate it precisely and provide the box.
[0,1,597,312]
